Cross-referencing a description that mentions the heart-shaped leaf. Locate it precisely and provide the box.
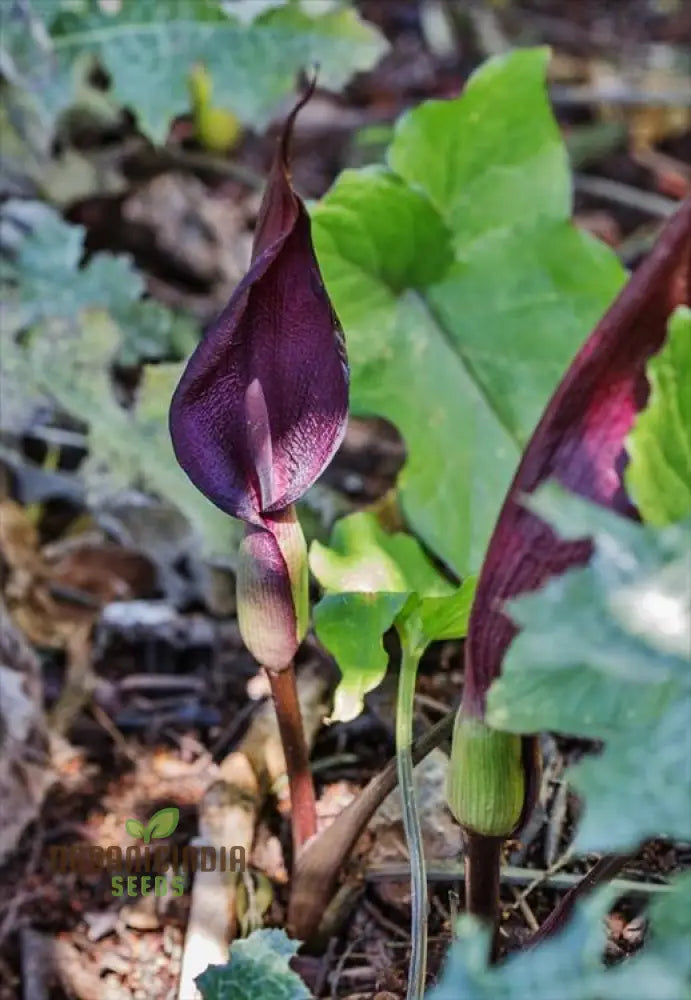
[312,49,626,576]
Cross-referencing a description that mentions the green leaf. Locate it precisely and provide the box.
[427,876,691,1000]
[313,49,626,575]
[310,511,453,596]
[626,306,691,526]
[314,591,408,721]
[144,806,180,842]
[486,487,691,853]
[1,201,238,561]
[311,512,473,720]
[1,199,196,363]
[416,580,476,644]
[40,0,386,142]
[389,48,569,252]
[125,817,145,839]
[196,928,310,1000]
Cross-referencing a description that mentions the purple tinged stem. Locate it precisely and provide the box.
[267,664,317,856]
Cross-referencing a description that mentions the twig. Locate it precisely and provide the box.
[48,624,94,737]
[126,141,265,190]
[510,887,539,933]
[89,703,137,762]
[574,174,679,218]
[526,853,633,948]
[364,861,670,897]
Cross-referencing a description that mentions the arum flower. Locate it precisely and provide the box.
[448,199,691,925]
[169,82,349,851]
[170,80,348,668]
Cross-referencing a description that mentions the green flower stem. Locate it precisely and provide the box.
[267,663,317,857]
[396,635,428,1000]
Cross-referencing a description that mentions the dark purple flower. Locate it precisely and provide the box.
[169,84,349,670]
[169,82,349,527]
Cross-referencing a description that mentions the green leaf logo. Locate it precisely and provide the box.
[143,806,180,844]
[125,818,146,839]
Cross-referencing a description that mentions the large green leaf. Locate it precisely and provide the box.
[388,47,569,252]
[312,49,626,575]
[26,0,386,141]
[626,306,691,526]
[427,875,691,1000]
[196,928,310,1000]
[486,487,691,853]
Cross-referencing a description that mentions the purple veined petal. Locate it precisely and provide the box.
[463,198,691,717]
[169,81,349,524]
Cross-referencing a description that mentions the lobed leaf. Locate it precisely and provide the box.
[196,928,310,1000]
[0,200,238,558]
[1,199,196,364]
[427,875,691,1000]
[487,487,691,853]
[23,0,387,142]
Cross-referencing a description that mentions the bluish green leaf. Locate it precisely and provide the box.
[32,0,387,141]
[427,876,691,1000]
[487,487,691,853]
[1,200,196,363]
[626,306,691,526]
[196,928,310,1000]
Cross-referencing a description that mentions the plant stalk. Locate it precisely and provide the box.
[526,852,632,948]
[396,641,428,1000]
[266,663,317,857]
[464,832,503,958]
